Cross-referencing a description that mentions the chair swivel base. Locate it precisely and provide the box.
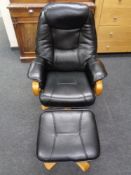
[37,109,100,172]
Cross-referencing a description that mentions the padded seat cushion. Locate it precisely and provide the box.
[37,109,100,162]
[40,72,95,107]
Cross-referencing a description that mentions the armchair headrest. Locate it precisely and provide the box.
[43,3,89,29]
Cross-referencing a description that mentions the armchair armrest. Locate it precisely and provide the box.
[86,58,107,96]
[86,59,107,83]
[27,59,46,96]
[27,61,44,82]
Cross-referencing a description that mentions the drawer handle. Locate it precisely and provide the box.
[109,32,113,37]
[118,0,122,5]
[28,9,34,14]
[113,17,118,21]
[106,45,110,49]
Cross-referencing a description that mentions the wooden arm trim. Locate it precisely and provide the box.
[94,80,103,96]
[32,81,41,96]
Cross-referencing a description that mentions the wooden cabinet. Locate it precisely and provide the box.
[9,3,46,61]
[8,1,95,62]
[95,0,131,53]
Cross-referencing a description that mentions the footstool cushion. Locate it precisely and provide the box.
[37,109,100,162]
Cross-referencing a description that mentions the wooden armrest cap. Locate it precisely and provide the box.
[94,80,103,96]
[32,81,41,96]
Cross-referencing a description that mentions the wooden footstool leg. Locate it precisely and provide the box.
[43,163,56,170]
[41,105,48,110]
[76,161,90,172]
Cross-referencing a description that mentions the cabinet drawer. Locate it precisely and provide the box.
[9,2,95,18]
[100,8,131,25]
[98,26,131,41]
[97,26,131,52]
[103,0,131,8]
[10,8,41,17]
[98,40,131,53]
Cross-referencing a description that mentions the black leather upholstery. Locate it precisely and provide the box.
[40,72,95,107]
[86,58,107,84]
[28,61,44,82]
[44,3,89,29]
[34,3,97,70]
[37,109,100,162]
[27,3,107,106]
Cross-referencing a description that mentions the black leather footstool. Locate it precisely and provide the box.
[37,109,100,171]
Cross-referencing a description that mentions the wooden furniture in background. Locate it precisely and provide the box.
[95,0,131,53]
[8,0,95,62]
[8,0,131,61]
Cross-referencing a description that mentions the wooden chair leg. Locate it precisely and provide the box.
[76,161,90,172]
[41,105,48,110]
[43,163,56,170]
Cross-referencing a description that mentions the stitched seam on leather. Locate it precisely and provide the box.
[57,82,77,85]
[76,82,88,103]
[42,95,90,99]
[54,52,57,67]
[57,132,78,134]
[43,14,54,63]
[43,95,89,99]
[52,112,57,134]
[34,62,43,65]
[79,111,88,159]
[51,27,80,31]
[49,112,57,160]
[77,27,82,68]
[49,73,57,103]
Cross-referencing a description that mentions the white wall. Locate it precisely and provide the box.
[0,0,18,47]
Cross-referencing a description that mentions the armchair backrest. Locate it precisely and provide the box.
[36,3,97,71]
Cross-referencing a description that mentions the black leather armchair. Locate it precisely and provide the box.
[27,3,108,172]
[28,3,107,108]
